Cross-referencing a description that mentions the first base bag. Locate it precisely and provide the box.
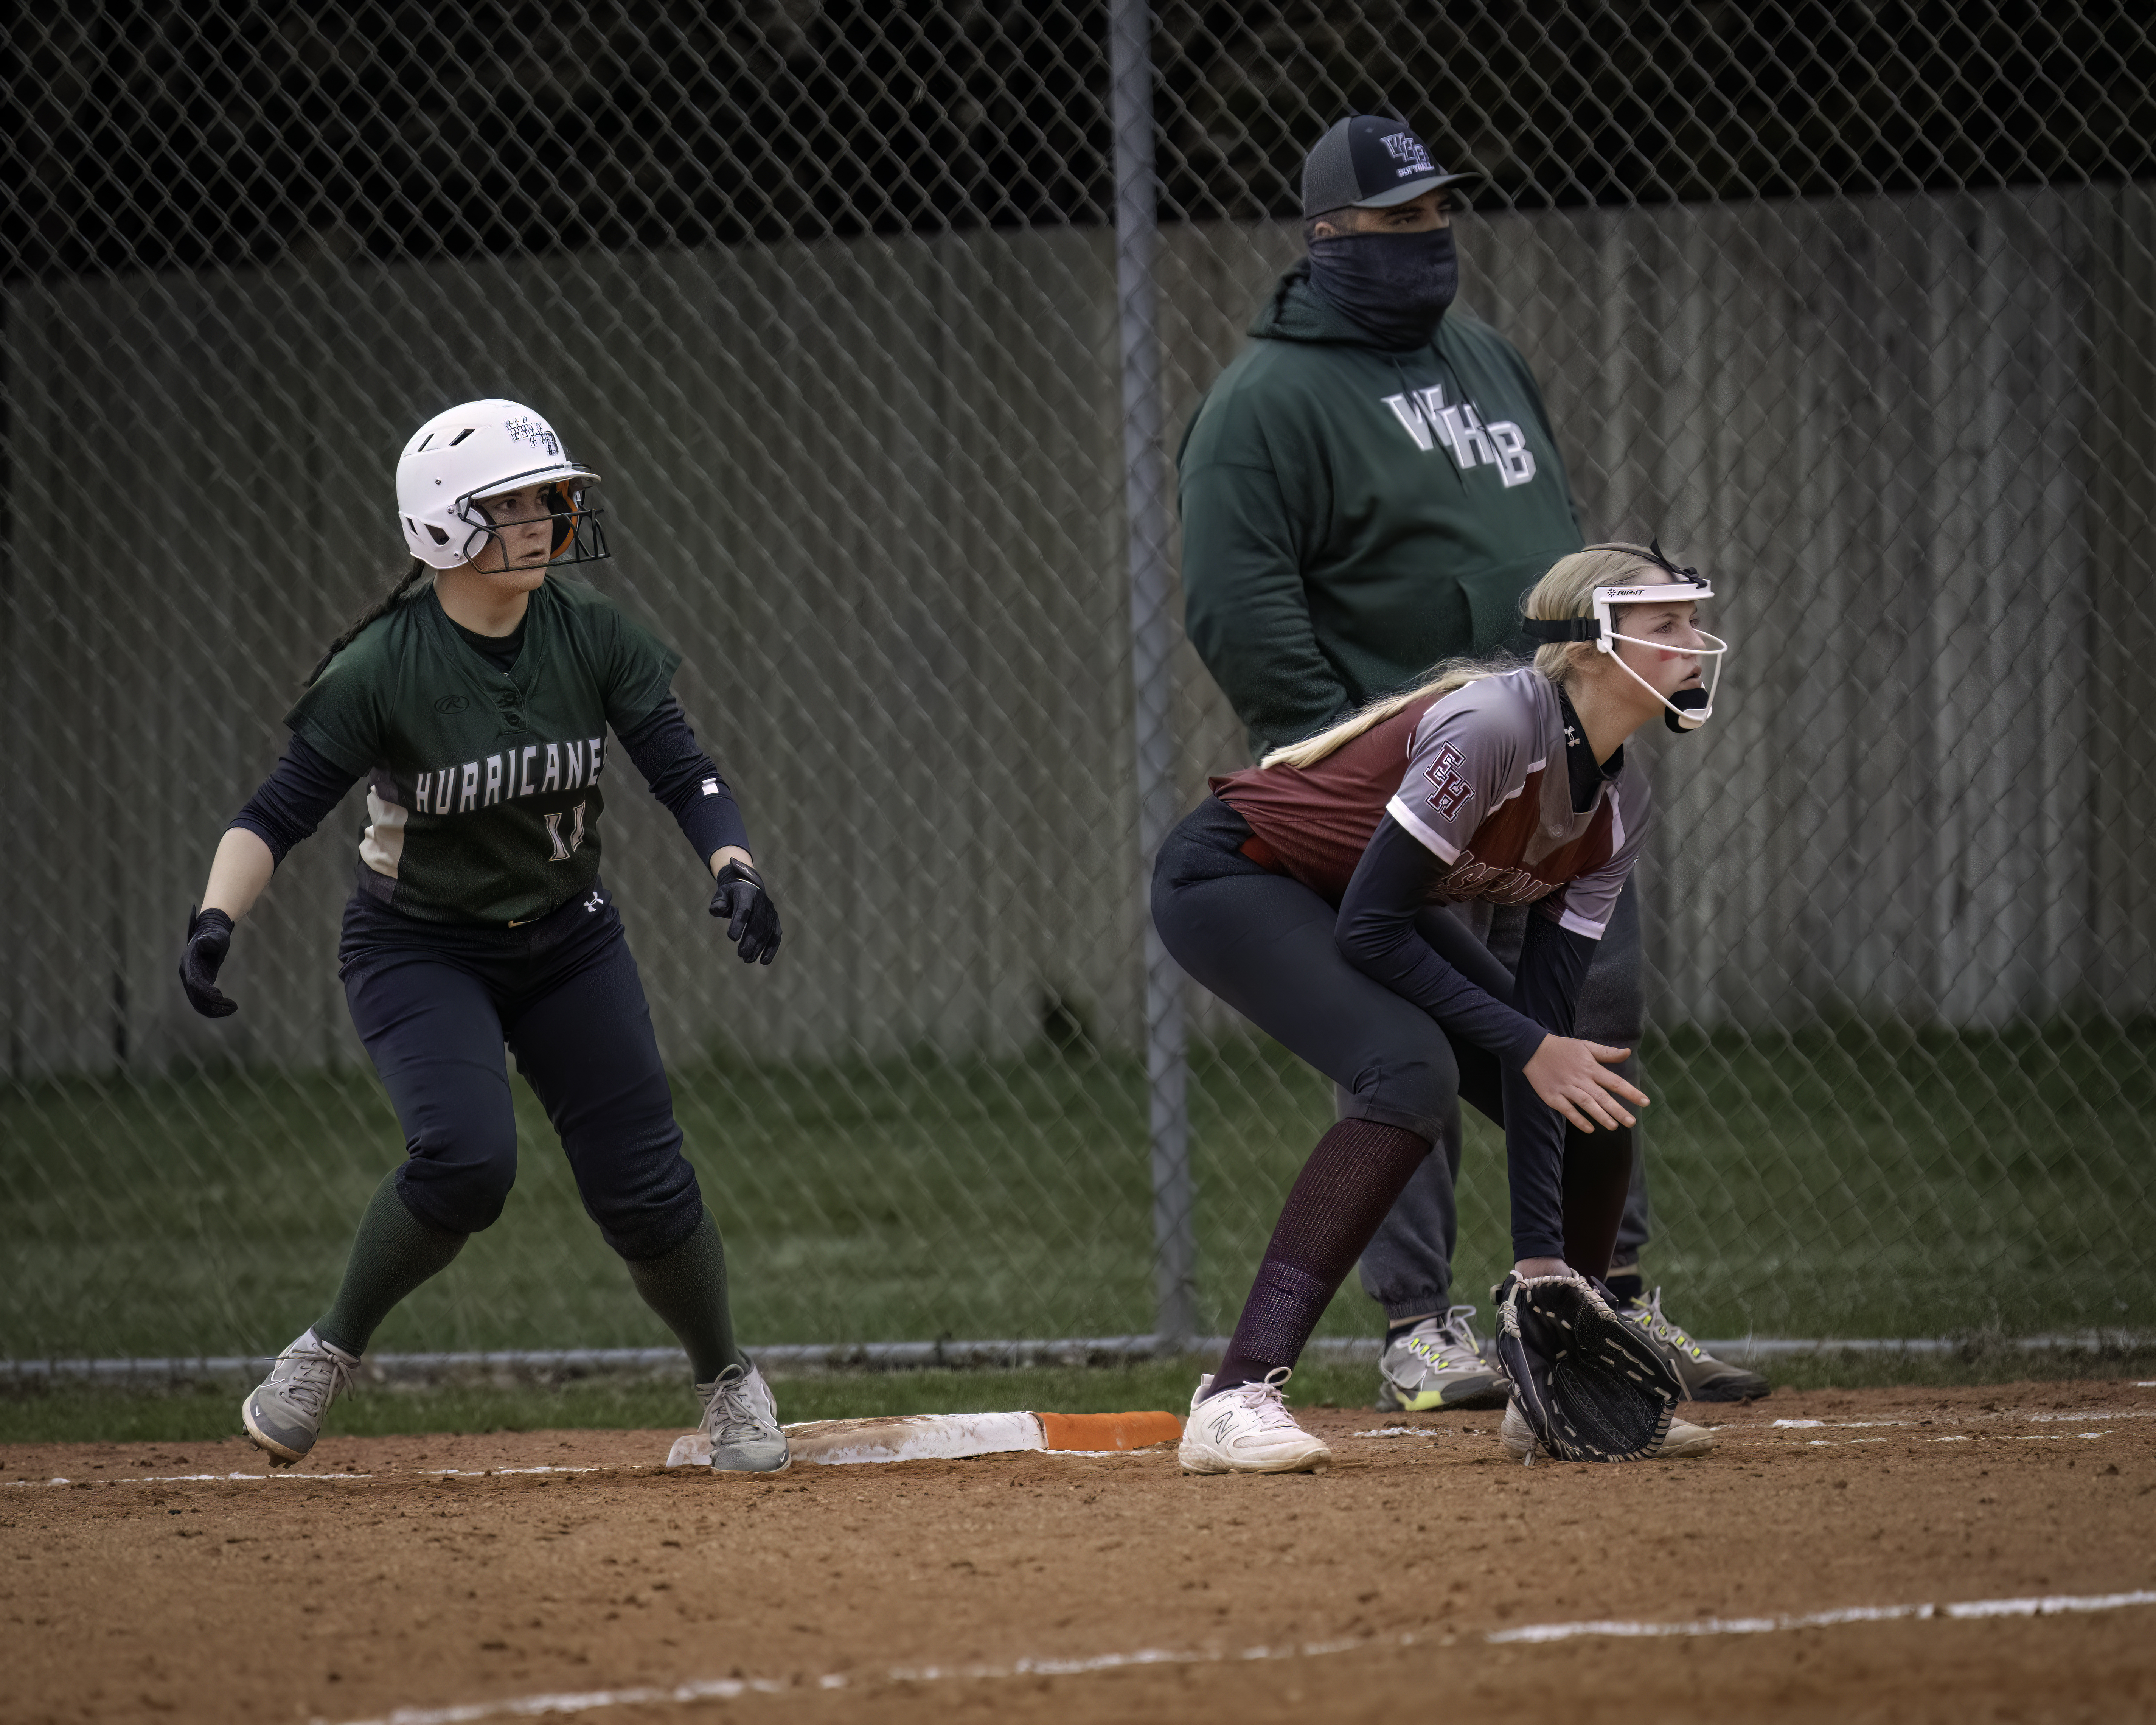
[1497,1271,1685,1462]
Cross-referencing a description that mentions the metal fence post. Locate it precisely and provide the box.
[1109,0,1194,1350]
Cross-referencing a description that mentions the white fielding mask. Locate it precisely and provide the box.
[1521,571,1729,732]
[1589,581,1729,731]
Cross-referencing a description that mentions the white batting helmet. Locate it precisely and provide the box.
[395,399,605,571]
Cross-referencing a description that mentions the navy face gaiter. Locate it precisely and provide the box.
[1306,227,1459,350]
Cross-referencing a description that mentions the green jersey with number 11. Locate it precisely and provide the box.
[286,574,682,926]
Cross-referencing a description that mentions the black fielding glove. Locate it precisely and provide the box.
[1496,1270,1684,1462]
[708,859,781,965]
[180,906,239,1018]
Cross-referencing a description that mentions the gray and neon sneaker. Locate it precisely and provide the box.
[1619,1288,1771,1402]
[1375,1305,1510,1412]
[241,1329,360,1466]
[694,1361,791,1473]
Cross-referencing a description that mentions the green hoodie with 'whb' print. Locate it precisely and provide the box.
[1177,260,1585,756]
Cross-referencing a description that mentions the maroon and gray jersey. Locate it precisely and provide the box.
[1213,667,1650,938]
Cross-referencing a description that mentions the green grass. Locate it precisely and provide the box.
[1634,1018,2156,1336]
[9,1342,2154,1448]
[3,1021,2151,1366]
[0,1363,1252,1448]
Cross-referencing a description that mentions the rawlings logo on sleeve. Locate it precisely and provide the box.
[1425,744,1474,822]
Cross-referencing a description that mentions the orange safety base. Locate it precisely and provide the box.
[1034,1410,1183,1451]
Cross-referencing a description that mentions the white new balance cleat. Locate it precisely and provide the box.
[1499,1397,1715,1463]
[241,1329,360,1467]
[1178,1368,1332,1475]
[694,1360,791,1473]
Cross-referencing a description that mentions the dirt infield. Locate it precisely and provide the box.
[6,1379,2153,1725]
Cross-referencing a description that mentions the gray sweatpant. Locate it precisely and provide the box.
[1353,877,1653,1321]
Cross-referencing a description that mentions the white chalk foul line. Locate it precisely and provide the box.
[10,1472,377,1487]
[314,1590,2156,1725]
[1772,1410,2156,1430]
[1489,1588,2156,1644]
[9,1465,608,1489]
[315,1638,1374,1725]
[320,1674,802,1722]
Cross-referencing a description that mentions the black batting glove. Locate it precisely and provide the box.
[180,906,239,1018]
[708,859,781,965]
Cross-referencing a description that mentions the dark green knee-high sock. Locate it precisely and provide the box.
[315,1172,469,1356]
[626,1207,744,1384]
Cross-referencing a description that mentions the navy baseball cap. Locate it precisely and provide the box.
[1300,115,1473,217]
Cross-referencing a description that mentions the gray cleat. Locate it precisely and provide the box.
[695,1361,791,1473]
[1375,1305,1510,1412]
[241,1329,360,1466]
[1619,1288,1772,1402]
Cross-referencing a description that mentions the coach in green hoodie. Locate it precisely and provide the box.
[1179,131,1581,754]
[1177,115,1768,1414]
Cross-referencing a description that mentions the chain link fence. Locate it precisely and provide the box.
[5,1,2152,1368]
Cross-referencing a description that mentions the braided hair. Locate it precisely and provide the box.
[304,559,432,686]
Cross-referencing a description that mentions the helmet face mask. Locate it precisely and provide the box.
[1519,539,1731,733]
[396,399,611,572]
[1587,581,1727,732]
[460,477,609,572]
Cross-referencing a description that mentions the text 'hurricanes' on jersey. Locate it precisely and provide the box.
[285,574,680,926]
[1210,668,1651,939]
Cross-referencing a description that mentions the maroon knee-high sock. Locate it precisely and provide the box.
[1207,1118,1431,1400]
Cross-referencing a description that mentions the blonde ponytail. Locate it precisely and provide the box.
[1259,657,1504,769]
[1257,543,1671,772]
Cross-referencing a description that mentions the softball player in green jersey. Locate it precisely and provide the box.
[179,399,791,1472]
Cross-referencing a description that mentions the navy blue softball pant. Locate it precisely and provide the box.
[338,882,703,1260]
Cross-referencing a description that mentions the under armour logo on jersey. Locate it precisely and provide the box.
[1381,384,1536,486]
[544,801,589,862]
[584,889,604,913]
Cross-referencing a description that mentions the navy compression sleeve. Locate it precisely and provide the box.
[229,734,360,865]
[617,698,752,867]
[1335,816,1548,1068]
[1501,912,1601,1262]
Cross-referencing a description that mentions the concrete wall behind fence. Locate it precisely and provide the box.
[6,182,2152,1080]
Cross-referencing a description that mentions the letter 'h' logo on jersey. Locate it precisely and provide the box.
[1426,744,1473,821]
[544,801,588,862]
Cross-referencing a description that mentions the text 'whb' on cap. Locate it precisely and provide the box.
[1301,115,1474,218]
